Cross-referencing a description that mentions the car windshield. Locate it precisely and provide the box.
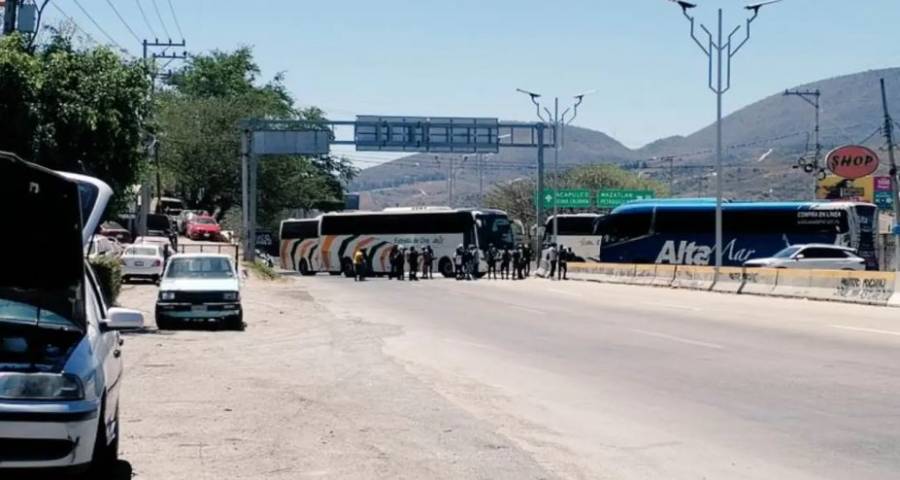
[195,217,216,225]
[166,257,234,279]
[773,246,802,258]
[0,298,73,329]
[127,247,158,256]
[477,215,515,250]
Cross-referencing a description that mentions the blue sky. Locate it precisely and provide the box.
[41,0,899,164]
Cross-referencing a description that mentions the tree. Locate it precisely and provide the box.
[485,164,668,229]
[0,33,152,207]
[157,47,355,228]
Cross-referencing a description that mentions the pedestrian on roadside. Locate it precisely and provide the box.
[397,245,406,281]
[469,245,480,280]
[500,248,511,280]
[455,244,465,280]
[422,245,434,279]
[353,248,367,282]
[523,244,533,277]
[512,247,522,280]
[388,245,399,279]
[408,246,420,281]
[548,243,559,280]
[486,244,498,280]
[558,244,569,281]
[462,245,473,280]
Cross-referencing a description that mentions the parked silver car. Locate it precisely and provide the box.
[0,154,144,474]
[743,244,866,270]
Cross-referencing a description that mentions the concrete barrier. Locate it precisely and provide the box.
[800,270,895,306]
[713,267,746,293]
[770,269,814,299]
[672,265,716,290]
[568,262,636,284]
[631,264,658,286]
[652,264,678,287]
[740,268,780,296]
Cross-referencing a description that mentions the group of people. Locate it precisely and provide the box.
[459,244,534,281]
[543,243,574,280]
[351,245,436,282]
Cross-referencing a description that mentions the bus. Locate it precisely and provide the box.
[279,218,322,275]
[593,201,879,269]
[318,207,515,277]
[543,214,603,262]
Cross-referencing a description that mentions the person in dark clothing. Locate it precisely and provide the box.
[408,246,419,281]
[547,244,558,280]
[454,245,465,280]
[462,246,473,280]
[388,245,400,279]
[469,245,480,280]
[353,248,367,282]
[422,245,434,279]
[511,248,522,280]
[500,248,511,280]
[558,246,570,280]
[486,244,498,280]
[522,244,532,277]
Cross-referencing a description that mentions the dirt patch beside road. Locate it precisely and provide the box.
[116,275,552,479]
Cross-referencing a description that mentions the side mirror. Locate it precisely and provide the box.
[795,254,805,260]
[103,308,144,330]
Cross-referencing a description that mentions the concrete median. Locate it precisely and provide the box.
[778,270,896,306]
[740,268,780,296]
[632,264,658,286]
[672,266,716,291]
[713,267,746,294]
[568,262,636,284]
[652,264,678,287]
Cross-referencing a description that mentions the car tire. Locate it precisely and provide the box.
[439,258,454,278]
[228,312,245,331]
[88,399,118,475]
[156,315,172,330]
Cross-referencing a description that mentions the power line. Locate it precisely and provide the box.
[166,0,184,40]
[70,0,129,55]
[135,0,157,39]
[104,0,141,44]
[49,0,103,46]
[151,0,171,39]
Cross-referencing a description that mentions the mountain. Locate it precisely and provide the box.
[350,67,900,210]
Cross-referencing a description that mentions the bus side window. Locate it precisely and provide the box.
[606,212,652,244]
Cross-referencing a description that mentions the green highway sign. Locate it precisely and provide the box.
[539,189,592,208]
[597,189,655,209]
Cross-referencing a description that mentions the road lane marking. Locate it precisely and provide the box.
[630,329,725,350]
[831,325,900,337]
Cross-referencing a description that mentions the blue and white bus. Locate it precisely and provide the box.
[593,200,879,270]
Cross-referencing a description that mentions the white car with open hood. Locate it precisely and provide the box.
[0,153,144,474]
[155,253,244,331]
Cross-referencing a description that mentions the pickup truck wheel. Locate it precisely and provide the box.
[156,315,172,330]
[88,399,118,475]
[227,313,245,331]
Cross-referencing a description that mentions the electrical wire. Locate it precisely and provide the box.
[71,0,130,55]
[48,0,100,45]
[135,0,157,39]
[166,0,185,40]
[104,0,141,44]
[151,0,171,39]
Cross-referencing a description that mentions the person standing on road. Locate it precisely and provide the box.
[547,244,558,280]
[353,248,367,282]
[500,248,511,280]
[511,247,522,280]
[453,244,465,280]
[408,246,420,281]
[422,245,434,279]
[523,244,533,277]
[486,244,498,280]
[470,245,480,280]
[557,244,569,281]
[388,245,400,279]
[462,246,473,280]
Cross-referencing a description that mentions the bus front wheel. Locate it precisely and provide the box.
[299,259,315,276]
[342,258,355,278]
[439,258,454,278]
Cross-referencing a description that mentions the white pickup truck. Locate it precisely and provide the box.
[155,254,244,330]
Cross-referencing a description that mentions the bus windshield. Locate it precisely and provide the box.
[477,215,514,250]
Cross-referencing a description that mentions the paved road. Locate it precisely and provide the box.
[302,275,900,480]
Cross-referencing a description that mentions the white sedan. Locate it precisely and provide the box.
[0,154,144,475]
[155,253,244,331]
[121,244,165,283]
[743,244,867,271]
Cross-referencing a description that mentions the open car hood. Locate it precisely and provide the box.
[0,152,112,331]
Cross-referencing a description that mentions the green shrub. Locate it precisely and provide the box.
[244,260,278,281]
[89,256,123,305]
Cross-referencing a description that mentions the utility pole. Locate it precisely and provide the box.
[662,156,675,195]
[670,2,781,273]
[784,89,822,199]
[518,89,590,246]
[447,156,454,207]
[2,0,18,35]
[478,153,484,207]
[881,78,900,272]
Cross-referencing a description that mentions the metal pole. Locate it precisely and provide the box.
[448,156,454,208]
[553,97,560,246]
[814,91,821,200]
[3,0,19,35]
[881,78,900,272]
[154,140,162,210]
[241,129,252,261]
[478,154,485,208]
[714,8,724,272]
[536,124,546,252]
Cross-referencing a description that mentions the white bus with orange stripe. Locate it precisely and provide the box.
[279,218,322,275]
[318,207,516,277]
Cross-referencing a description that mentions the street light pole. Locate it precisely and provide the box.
[784,88,822,199]
[671,0,781,273]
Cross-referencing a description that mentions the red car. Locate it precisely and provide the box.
[186,216,222,241]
